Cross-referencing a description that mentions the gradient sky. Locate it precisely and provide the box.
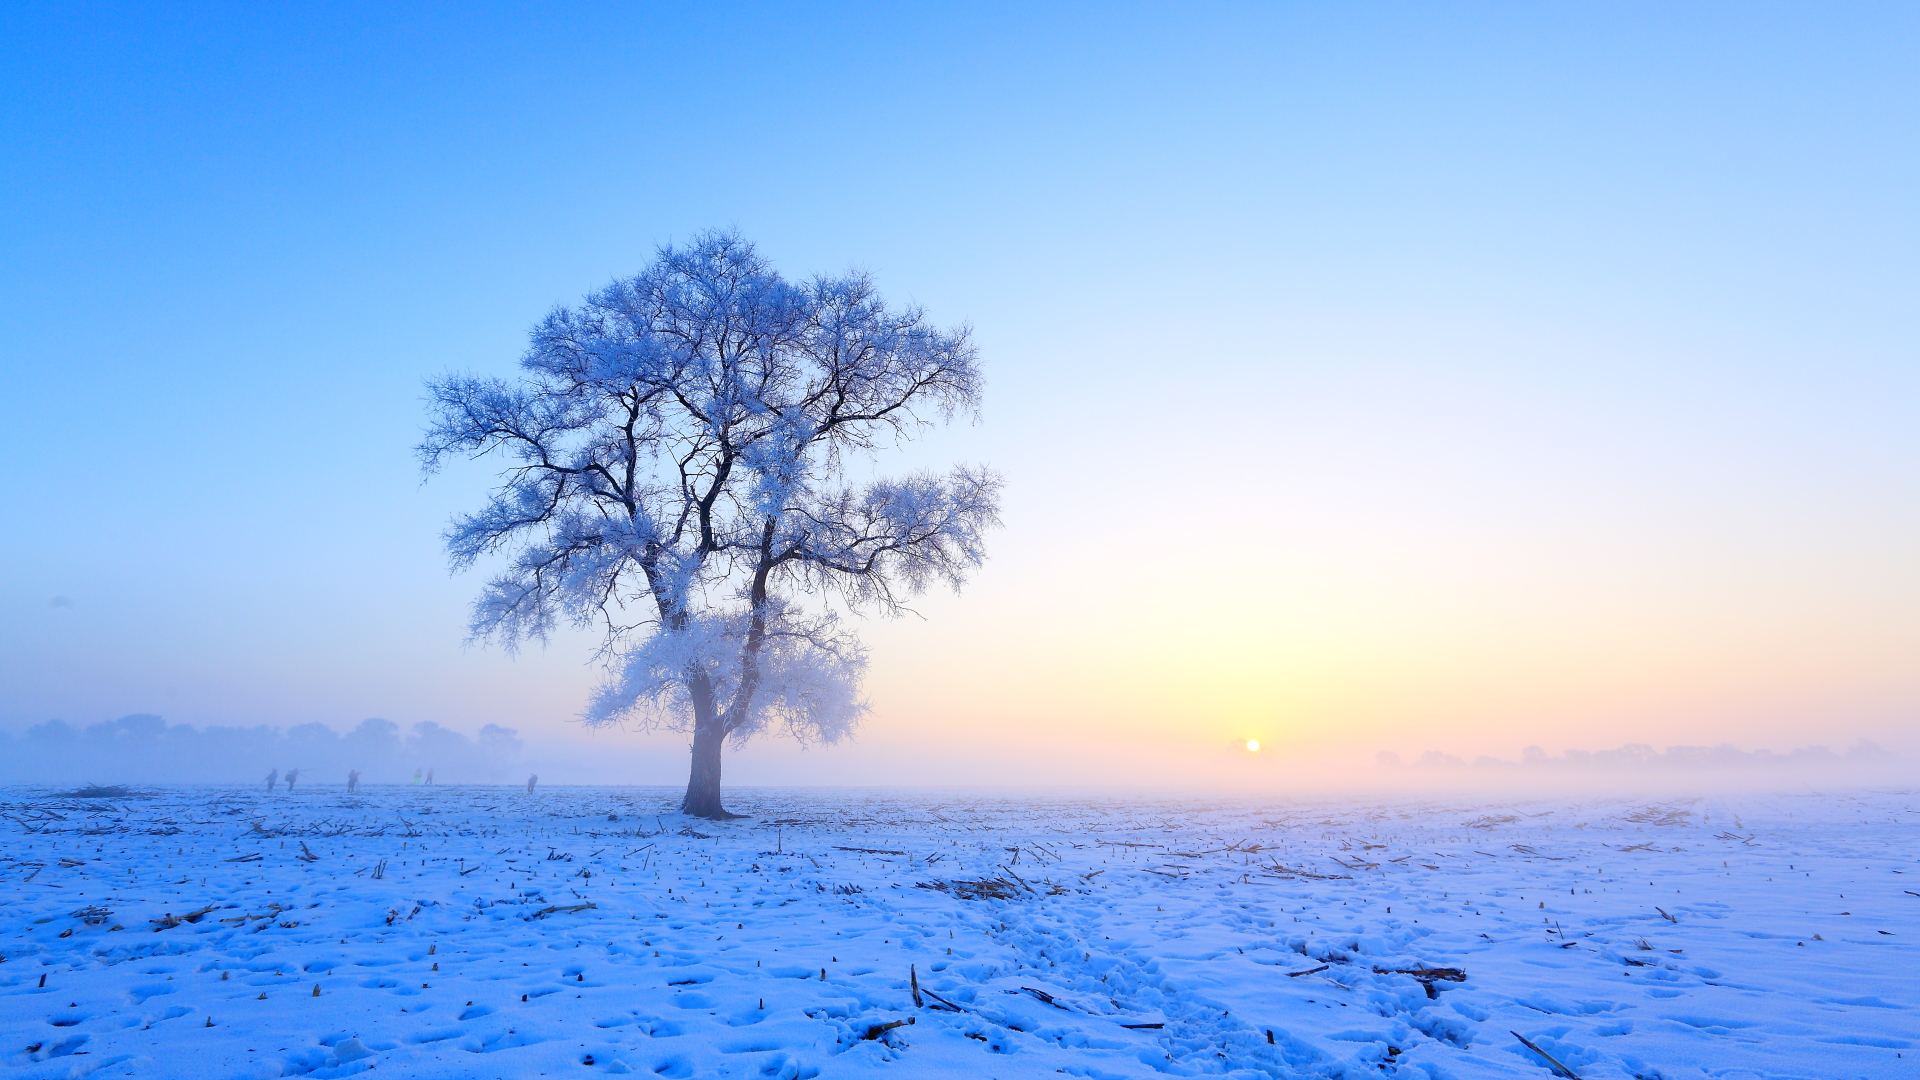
[3,2,1917,786]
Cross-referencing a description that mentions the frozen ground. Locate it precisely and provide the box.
[0,784,1913,1080]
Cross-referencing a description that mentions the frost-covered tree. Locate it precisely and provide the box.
[420,232,1000,817]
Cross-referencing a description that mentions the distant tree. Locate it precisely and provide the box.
[420,232,1000,817]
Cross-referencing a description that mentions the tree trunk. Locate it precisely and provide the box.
[681,722,730,818]
[680,678,735,818]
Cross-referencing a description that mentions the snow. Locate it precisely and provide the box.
[0,785,1913,1079]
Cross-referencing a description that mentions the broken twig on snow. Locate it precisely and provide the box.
[1511,1031,1583,1078]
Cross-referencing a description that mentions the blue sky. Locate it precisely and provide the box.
[3,3,1917,785]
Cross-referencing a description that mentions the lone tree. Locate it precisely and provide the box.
[420,232,1000,818]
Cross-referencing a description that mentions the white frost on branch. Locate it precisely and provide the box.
[584,604,868,745]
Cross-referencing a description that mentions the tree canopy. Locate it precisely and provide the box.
[420,231,1000,815]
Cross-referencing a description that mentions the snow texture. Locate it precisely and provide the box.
[0,785,1912,1079]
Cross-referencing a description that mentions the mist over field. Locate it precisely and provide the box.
[2,713,1908,796]
[0,716,525,788]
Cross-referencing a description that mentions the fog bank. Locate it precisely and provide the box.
[0,715,526,787]
[1379,740,1898,772]
[2,714,1912,797]
[1351,739,1911,796]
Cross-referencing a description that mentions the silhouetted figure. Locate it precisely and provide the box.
[425,768,434,785]
[346,769,359,793]
[285,768,299,791]
[265,769,278,792]
[526,773,538,794]
[412,768,423,785]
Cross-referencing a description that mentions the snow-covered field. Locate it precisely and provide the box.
[0,784,1912,1080]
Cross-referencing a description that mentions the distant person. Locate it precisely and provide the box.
[285,768,299,791]
[346,769,359,793]
[526,773,537,794]
[265,769,278,792]
[425,768,434,786]
[412,768,423,785]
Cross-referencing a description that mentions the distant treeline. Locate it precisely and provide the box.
[0,715,524,786]
[1379,741,1897,771]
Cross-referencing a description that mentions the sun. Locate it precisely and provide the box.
[1245,739,1260,752]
